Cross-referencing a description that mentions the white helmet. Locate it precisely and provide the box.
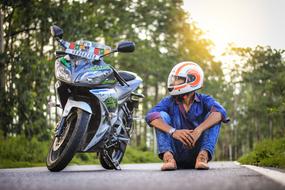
[167,61,204,96]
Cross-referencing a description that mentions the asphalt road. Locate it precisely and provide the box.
[0,162,284,190]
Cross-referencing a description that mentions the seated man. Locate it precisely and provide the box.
[145,61,229,170]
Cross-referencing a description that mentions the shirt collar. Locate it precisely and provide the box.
[194,92,201,102]
[173,92,201,104]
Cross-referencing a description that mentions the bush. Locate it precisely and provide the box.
[71,153,99,165]
[238,137,285,168]
[0,134,50,168]
[0,135,49,163]
[0,133,160,168]
[122,146,161,163]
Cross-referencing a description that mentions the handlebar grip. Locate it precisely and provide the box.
[55,51,66,59]
[55,50,66,55]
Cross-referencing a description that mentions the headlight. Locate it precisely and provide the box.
[75,70,112,84]
[55,61,71,82]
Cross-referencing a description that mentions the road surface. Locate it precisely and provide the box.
[0,162,284,190]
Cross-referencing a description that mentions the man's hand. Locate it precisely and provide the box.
[189,128,203,147]
[172,129,194,147]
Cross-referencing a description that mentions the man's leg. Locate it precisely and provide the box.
[199,123,221,160]
[195,119,221,169]
[155,111,177,170]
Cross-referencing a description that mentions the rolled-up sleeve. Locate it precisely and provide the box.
[202,95,230,123]
[145,96,172,126]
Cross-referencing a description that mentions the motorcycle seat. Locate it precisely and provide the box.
[118,71,136,82]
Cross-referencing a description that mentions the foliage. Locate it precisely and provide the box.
[122,146,161,163]
[0,132,160,168]
[1,0,284,168]
[215,46,285,161]
[0,0,217,153]
[238,137,285,168]
[0,133,49,167]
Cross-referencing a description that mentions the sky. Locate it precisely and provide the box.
[183,0,285,57]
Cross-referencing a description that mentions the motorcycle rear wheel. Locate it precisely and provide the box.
[99,140,127,170]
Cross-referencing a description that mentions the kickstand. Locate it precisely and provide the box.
[104,150,121,170]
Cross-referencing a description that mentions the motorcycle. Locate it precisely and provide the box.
[46,25,144,171]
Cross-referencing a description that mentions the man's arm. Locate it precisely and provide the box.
[203,94,229,123]
[145,97,171,125]
[196,111,222,132]
[150,118,173,133]
[150,118,194,147]
[190,111,222,147]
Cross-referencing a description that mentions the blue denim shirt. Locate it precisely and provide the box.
[145,92,229,129]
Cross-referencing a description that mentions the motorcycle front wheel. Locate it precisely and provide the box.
[46,108,90,172]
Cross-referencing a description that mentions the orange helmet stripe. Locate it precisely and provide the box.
[175,62,195,76]
[174,84,187,90]
[188,70,201,87]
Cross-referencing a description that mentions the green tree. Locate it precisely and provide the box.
[219,45,285,160]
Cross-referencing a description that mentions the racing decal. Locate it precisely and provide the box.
[104,97,117,110]
[94,48,100,55]
[89,65,111,71]
[90,88,118,113]
[65,40,111,60]
[69,42,75,49]
[101,79,116,85]
[59,57,70,67]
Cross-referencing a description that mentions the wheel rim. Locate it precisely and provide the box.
[111,142,126,162]
[49,113,77,163]
[108,126,128,164]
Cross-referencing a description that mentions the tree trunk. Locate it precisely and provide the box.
[0,8,5,94]
[0,8,6,137]
[269,117,273,139]
[140,77,149,148]
[0,8,4,88]
[154,79,159,103]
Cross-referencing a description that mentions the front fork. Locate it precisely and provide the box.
[55,116,66,137]
[48,101,65,137]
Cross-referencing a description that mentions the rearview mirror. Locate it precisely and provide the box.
[116,41,135,53]
[50,25,63,39]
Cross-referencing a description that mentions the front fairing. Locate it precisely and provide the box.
[55,57,116,86]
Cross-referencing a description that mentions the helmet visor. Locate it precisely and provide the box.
[168,75,186,87]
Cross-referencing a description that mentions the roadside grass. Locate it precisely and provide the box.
[122,146,161,164]
[0,160,45,169]
[238,137,285,169]
[0,134,160,169]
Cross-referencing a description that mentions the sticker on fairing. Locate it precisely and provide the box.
[104,97,117,110]
[90,89,118,112]
[89,65,111,71]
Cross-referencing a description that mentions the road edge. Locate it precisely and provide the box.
[234,161,285,187]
